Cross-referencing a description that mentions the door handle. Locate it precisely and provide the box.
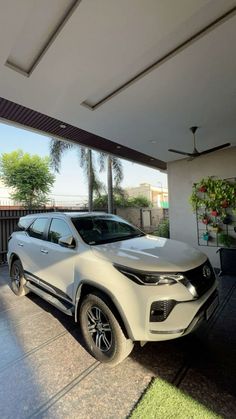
[40,249,48,254]
[18,242,24,247]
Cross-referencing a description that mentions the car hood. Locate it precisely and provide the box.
[91,235,207,272]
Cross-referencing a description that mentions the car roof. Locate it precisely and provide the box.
[20,212,112,220]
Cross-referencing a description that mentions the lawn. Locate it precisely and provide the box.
[131,378,221,419]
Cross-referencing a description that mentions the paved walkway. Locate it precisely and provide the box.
[0,265,235,418]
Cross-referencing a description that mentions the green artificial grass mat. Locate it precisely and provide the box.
[131,378,221,419]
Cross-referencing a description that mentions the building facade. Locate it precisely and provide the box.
[0,180,15,206]
[125,183,168,208]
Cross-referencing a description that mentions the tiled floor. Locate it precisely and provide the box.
[0,265,236,419]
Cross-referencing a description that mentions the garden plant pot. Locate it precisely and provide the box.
[203,233,210,241]
[221,200,229,208]
[218,233,233,248]
[198,186,207,193]
[223,215,231,225]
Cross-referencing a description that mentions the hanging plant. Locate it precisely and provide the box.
[202,232,210,241]
[221,214,231,225]
[198,185,207,193]
[221,199,229,208]
[210,222,220,233]
[218,233,233,248]
[189,177,236,212]
[201,214,210,224]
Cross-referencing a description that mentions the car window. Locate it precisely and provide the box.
[17,217,35,231]
[28,218,48,240]
[72,216,144,245]
[48,219,72,244]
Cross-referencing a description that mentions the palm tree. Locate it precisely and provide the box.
[50,139,104,211]
[98,154,124,213]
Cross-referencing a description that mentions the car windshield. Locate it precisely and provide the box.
[72,216,145,245]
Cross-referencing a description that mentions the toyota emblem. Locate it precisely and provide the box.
[203,264,211,278]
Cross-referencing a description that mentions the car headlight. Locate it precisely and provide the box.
[114,265,184,285]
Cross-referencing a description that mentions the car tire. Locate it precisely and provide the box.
[79,293,134,366]
[10,259,30,297]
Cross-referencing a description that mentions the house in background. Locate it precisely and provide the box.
[0,180,15,207]
[125,183,169,208]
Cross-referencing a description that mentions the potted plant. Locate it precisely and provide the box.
[190,177,236,213]
[221,200,229,208]
[202,232,210,241]
[211,222,220,233]
[221,214,231,225]
[202,215,210,225]
[218,233,233,248]
[211,209,218,217]
[198,185,207,193]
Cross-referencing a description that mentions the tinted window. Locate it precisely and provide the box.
[17,217,35,231]
[28,218,48,240]
[72,216,144,245]
[48,219,72,244]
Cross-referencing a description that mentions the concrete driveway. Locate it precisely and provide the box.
[0,265,236,419]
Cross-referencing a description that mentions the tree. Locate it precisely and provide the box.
[98,154,124,213]
[50,139,124,213]
[50,139,105,212]
[0,150,55,208]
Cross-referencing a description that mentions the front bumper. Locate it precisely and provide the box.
[147,285,219,341]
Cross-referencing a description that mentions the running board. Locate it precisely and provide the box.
[26,281,74,316]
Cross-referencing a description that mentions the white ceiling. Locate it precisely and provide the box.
[0,0,236,163]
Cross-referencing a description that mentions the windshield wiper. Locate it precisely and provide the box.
[89,233,145,245]
[126,233,145,239]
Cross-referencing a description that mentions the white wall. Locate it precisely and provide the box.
[0,180,14,205]
[168,146,236,267]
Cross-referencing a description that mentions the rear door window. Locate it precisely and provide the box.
[28,218,48,240]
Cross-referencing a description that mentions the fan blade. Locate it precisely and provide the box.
[168,149,194,156]
[200,143,231,155]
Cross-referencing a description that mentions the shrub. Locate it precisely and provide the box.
[153,219,169,238]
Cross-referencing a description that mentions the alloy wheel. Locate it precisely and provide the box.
[87,306,112,352]
[12,264,21,289]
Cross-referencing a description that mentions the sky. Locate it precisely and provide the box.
[0,122,167,201]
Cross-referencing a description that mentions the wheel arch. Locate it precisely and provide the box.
[9,253,21,270]
[75,282,134,341]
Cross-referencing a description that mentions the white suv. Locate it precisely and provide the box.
[8,212,218,365]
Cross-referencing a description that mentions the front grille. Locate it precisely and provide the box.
[184,260,215,297]
[150,300,176,322]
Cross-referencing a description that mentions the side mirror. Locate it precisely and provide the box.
[58,235,76,249]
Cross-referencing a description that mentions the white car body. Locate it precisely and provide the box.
[7,212,218,363]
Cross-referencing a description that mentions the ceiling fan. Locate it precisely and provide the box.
[168,126,231,158]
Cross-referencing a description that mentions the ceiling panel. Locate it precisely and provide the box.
[0,0,236,165]
[6,0,81,75]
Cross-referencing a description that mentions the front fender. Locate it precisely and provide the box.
[74,280,134,340]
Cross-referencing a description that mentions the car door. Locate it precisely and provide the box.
[36,217,77,301]
[21,217,49,275]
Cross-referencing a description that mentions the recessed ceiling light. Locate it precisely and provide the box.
[59,124,67,129]
[150,158,154,161]
[150,140,157,144]
[116,145,121,149]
